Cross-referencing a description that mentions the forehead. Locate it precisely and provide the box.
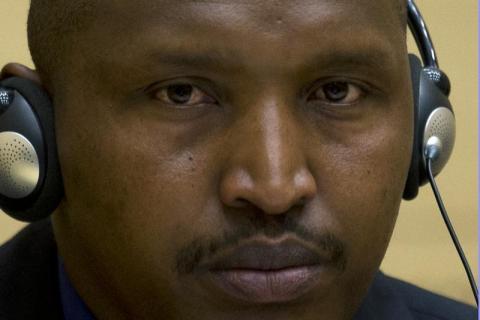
[64,0,405,88]
[97,0,401,32]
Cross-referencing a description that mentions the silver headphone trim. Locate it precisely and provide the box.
[0,131,40,199]
[423,107,456,176]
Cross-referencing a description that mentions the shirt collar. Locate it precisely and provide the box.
[353,272,415,320]
[58,256,96,320]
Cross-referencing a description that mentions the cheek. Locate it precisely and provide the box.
[307,111,412,279]
[54,97,223,283]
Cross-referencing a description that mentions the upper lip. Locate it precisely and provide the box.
[202,238,330,271]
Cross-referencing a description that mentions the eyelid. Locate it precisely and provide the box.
[308,77,371,93]
[146,80,219,106]
[306,78,371,105]
[163,86,215,105]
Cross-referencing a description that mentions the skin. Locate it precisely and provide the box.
[2,0,413,319]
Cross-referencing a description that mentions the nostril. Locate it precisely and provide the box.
[297,197,308,206]
[230,198,251,208]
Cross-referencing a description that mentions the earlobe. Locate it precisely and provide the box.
[1,63,42,85]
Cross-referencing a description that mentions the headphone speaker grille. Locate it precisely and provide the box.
[0,132,40,199]
[423,107,455,176]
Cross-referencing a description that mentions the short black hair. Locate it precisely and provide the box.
[27,0,407,88]
[27,0,97,88]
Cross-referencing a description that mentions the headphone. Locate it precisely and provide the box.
[0,0,456,222]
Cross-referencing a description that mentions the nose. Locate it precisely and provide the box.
[219,97,317,215]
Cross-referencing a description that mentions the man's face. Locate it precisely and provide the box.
[51,0,412,319]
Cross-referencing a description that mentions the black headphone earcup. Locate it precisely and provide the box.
[403,54,455,200]
[403,54,422,200]
[0,77,64,221]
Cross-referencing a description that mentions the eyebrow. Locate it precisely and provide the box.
[147,44,396,74]
[148,48,243,71]
[302,48,396,72]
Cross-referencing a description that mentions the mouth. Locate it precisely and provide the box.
[198,238,343,304]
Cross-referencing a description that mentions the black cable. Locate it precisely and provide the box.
[426,157,478,306]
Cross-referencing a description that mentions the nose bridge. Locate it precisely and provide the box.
[220,93,316,214]
[252,97,296,184]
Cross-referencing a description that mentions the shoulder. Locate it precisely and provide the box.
[0,220,63,319]
[377,273,477,320]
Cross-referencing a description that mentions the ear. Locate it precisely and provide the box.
[1,63,42,85]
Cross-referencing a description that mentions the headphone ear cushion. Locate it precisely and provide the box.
[0,77,64,221]
[403,54,422,200]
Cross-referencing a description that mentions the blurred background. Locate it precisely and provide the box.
[0,0,477,306]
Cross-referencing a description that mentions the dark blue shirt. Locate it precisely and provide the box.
[58,257,95,320]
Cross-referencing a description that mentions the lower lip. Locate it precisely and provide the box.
[208,265,325,304]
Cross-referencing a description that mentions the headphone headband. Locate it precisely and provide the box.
[407,0,439,68]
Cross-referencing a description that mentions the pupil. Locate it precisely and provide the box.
[167,85,193,104]
[323,82,348,101]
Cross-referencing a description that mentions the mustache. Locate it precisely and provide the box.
[175,214,347,275]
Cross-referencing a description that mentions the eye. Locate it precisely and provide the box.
[153,84,217,106]
[308,81,364,105]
